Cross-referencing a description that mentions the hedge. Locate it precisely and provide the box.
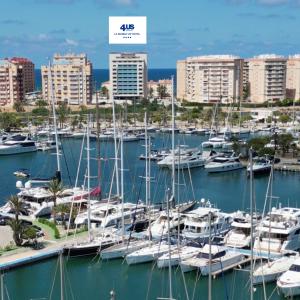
[38,218,60,239]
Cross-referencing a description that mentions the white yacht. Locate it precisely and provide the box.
[156,246,201,268]
[247,158,272,175]
[182,205,232,243]
[157,147,198,168]
[277,257,300,297]
[254,207,300,254]
[125,242,176,265]
[166,150,217,170]
[224,211,260,249]
[205,155,243,173]
[253,253,299,285]
[0,134,37,155]
[101,239,152,260]
[74,202,147,230]
[147,211,184,240]
[15,182,94,217]
[180,244,244,274]
[63,229,122,257]
[36,140,59,151]
[202,136,227,149]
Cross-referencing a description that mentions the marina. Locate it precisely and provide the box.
[1,129,300,299]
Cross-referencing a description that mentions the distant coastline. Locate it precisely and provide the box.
[34,68,176,91]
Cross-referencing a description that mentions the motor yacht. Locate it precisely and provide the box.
[201,136,228,149]
[156,245,201,268]
[224,211,261,249]
[253,252,299,285]
[147,211,184,240]
[247,158,272,175]
[277,257,300,297]
[180,244,244,274]
[182,204,232,243]
[205,155,243,173]
[0,134,37,155]
[254,207,300,254]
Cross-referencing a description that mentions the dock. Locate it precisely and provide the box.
[0,247,62,271]
[211,257,252,278]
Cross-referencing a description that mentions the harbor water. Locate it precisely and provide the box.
[1,133,299,299]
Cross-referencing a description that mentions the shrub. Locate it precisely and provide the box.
[38,218,60,239]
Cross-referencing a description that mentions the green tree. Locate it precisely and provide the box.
[149,87,154,98]
[8,219,23,246]
[279,114,291,123]
[13,101,25,112]
[56,102,70,128]
[48,179,64,223]
[157,84,168,99]
[0,113,20,131]
[277,133,294,155]
[36,99,48,107]
[53,204,70,228]
[8,195,22,222]
[101,86,109,99]
[71,115,79,130]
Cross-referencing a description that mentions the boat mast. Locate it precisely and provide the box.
[144,112,149,208]
[48,60,61,180]
[208,211,212,300]
[60,251,64,300]
[87,115,91,242]
[120,127,125,239]
[171,76,175,204]
[112,92,120,197]
[249,148,254,300]
[1,271,4,300]
[95,81,101,199]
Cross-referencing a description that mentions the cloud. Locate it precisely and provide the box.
[34,0,76,4]
[237,12,296,19]
[65,38,78,46]
[0,19,25,25]
[94,0,137,8]
[225,0,300,6]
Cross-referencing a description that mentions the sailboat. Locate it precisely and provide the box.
[100,113,154,260]
[63,118,120,256]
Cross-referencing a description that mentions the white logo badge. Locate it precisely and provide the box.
[109,16,147,44]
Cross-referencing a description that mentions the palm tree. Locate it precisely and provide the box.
[8,219,23,246]
[48,179,64,223]
[8,195,22,222]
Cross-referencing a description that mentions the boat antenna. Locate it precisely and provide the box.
[48,60,61,181]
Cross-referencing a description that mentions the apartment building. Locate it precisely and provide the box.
[0,59,24,107]
[10,57,35,93]
[247,54,287,103]
[286,55,300,100]
[42,53,93,105]
[109,53,148,101]
[176,55,243,103]
[148,79,172,98]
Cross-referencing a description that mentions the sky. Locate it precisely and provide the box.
[1,0,300,68]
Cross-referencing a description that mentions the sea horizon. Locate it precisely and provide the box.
[34,68,176,91]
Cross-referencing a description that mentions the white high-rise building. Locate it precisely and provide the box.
[177,55,243,103]
[41,53,92,105]
[109,52,148,101]
[247,54,287,103]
